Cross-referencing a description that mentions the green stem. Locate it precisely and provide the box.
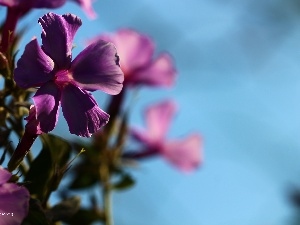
[103,182,113,225]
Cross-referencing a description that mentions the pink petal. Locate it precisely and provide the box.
[0,0,66,10]
[14,38,54,89]
[0,183,29,225]
[0,0,19,7]
[71,0,97,19]
[33,81,61,133]
[162,134,203,172]
[0,167,11,185]
[130,127,155,146]
[38,13,82,68]
[33,0,66,8]
[131,53,176,87]
[145,100,177,142]
[71,40,124,95]
[98,29,154,75]
[61,84,109,137]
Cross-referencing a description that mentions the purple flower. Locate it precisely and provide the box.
[0,167,30,225]
[91,29,176,87]
[0,0,96,18]
[14,13,124,137]
[0,0,65,10]
[130,100,202,172]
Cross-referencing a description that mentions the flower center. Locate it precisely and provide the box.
[54,70,73,89]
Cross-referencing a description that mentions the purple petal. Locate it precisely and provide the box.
[71,0,97,19]
[0,167,11,185]
[0,183,29,225]
[130,127,154,146]
[33,81,61,133]
[61,84,109,137]
[32,0,66,8]
[145,100,177,141]
[162,134,202,172]
[14,38,54,89]
[0,0,19,7]
[129,53,176,87]
[24,106,43,135]
[71,40,124,95]
[97,29,154,74]
[0,0,66,8]
[38,13,82,68]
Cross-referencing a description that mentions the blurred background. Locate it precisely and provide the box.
[3,0,300,224]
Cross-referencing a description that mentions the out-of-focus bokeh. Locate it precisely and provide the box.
[3,0,300,224]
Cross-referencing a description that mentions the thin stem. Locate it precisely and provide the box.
[0,8,21,54]
[103,182,113,225]
[99,154,113,225]
[7,130,37,172]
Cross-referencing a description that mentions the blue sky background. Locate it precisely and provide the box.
[2,0,300,224]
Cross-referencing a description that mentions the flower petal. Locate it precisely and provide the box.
[71,0,97,19]
[25,106,43,135]
[61,84,109,137]
[145,100,177,141]
[33,81,61,133]
[0,0,19,7]
[162,134,202,172]
[71,40,124,95]
[130,53,176,87]
[130,127,154,146]
[0,167,11,185]
[32,0,66,8]
[38,13,82,68]
[97,29,154,74]
[0,183,29,225]
[14,38,54,89]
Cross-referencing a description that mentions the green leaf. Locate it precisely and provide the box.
[62,208,104,225]
[113,173,135,191]
[21,198,49,225]
[46,196,81,222]
[25,134,72,202]
[69,170,99,189]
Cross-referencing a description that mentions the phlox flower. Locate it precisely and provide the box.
[70,0,97,19]
[0,167,30,225]
[14,13,124,137]
[0,0,97,18]
[130,100,202,172]
[91,28,176,87]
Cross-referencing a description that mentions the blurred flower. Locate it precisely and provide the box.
[0,0,97,52]
[14,13,124,137]
[0,0,96,18]
[70,0,97,19]
[128,100,202,172]
[0,166,30,225]
[0,0,65,12]
[91,28,176,87]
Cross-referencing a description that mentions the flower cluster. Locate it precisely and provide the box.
[0,2,202,224]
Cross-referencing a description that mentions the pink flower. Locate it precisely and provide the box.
[0,0,96,18]
[0,167,30,225]
[129,100,202,172]
[0,0,96,53]
[70,0,97,19]
[92,29,176,87]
